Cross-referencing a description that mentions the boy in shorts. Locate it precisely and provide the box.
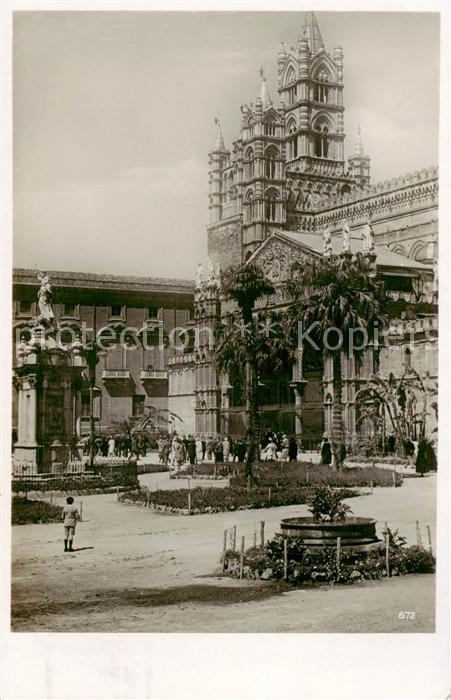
[61,496,80,552]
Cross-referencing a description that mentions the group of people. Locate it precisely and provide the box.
[74,432,150,460]
[157,430,302,469]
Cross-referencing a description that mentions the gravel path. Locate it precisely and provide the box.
[11,473,436,632]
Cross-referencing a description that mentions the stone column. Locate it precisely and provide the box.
[290,346,307,444]
[27,376,37,445]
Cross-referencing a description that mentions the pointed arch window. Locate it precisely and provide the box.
[264,119,276,136]
[314,124,329,158]
[265,188,278,222]
[245,189,255,223]
[245,147,254,180]
[314,69,330,103]
[264,146,279,179]
[287,120,298,160]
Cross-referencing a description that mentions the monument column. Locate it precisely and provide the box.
[290,346,307,444]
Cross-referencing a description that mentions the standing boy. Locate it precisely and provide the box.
[61,496,80,552]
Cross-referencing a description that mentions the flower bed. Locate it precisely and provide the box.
[12,496,63,525]
[223,530,435,585]
[228,463,402,489]
[345,455,407,465]
[119,484,358,515]
[12,473,138,494]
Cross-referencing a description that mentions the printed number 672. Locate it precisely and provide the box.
[398,611,415,620]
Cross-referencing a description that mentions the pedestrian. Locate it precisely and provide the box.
[108,435,115,457]
[195,435,203,464]
[61,496,80,552]
[288,436,298,461]
[222,436,231,463]
[281,434,289,461]
[187,435,196,465]
[201,437,206,461]
[321,437,332,466]
[206,436,214,462]
[404,438,415,467]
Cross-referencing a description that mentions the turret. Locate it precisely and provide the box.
[348,124,371,188]
[208,118,229,224]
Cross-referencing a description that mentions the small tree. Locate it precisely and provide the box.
[216,263,283,480]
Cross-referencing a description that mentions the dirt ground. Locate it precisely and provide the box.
[11,472,437,633]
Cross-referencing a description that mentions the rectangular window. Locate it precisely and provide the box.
[110,305,122,317]
[133,395,145,416]
[148,306,159,318]
[81,394,90,417]
[19,300,32,314]
[64,303,76,316]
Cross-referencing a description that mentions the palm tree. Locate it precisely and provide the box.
[287,252,386,467]
[216,263,278,479]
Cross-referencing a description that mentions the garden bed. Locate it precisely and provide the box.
[228,463,402,489]
[119,484,358,515]
[12,496,63,525]
[137,464,170,475]
[11,473,138,494]
[223,531,435,585]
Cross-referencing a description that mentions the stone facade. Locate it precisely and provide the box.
[195,11,439,447]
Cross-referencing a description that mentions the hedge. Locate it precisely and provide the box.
[12,496,63,525]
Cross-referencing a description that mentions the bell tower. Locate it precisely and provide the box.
[278,12,355,214]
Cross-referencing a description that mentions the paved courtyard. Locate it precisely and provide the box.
[11,473,437,632]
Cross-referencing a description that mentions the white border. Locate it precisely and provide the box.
[1,2,449,699]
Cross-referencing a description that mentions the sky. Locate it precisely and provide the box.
[13,10,440,280]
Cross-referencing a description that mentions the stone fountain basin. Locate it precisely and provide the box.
[280,516,382,549]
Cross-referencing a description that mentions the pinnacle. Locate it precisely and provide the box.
[298,11,325,55]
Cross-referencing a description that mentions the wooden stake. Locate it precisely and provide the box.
[50,493,53,505]
[336,536,341,567]
[214,464,217,479]
[247,475,251,493]
[253,530,257,548]
[370,481,373,495]
[116,485,120,501]
[306,468,309,484]
[146,493,150,508]
[426,525,433,554]
[392,471,396,487]
[79,501,83,522]
[260,521,265,550]
[187,479,191,491]
[232,525,237,552]
[416,521,423,548]
[283,537,288,580]
[268,486,272,502]
[385,532,391,577]
[239,536,245,579]
[188,491,192,515]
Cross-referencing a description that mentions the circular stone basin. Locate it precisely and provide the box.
[280,516,381,549]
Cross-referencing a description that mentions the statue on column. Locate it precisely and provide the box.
[37,272,54,324]
[342,221,351,254]
[214,263,221,288]
[362,222,375,254]
[195,263,204,289]
[206,258,215,286]
[323,225,333,258]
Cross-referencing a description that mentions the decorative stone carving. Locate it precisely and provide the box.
[195,263,204,289]
[255,238,311,282]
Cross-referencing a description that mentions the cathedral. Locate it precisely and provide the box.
[168,11,438,448]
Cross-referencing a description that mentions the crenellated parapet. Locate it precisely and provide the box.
[314,167,438,231]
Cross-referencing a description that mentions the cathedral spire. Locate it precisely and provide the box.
[298,11,325,55]
[259,66,272,107]
[213,117,226,152]
[354,123,365,156]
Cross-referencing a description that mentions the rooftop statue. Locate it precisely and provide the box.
[37,272,54,324]
[342,221,351,253]
[362,222,375,254]
[323,226,333,257]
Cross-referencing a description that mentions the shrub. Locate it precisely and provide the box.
[307,484,353,522]
[12,497,63,525]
